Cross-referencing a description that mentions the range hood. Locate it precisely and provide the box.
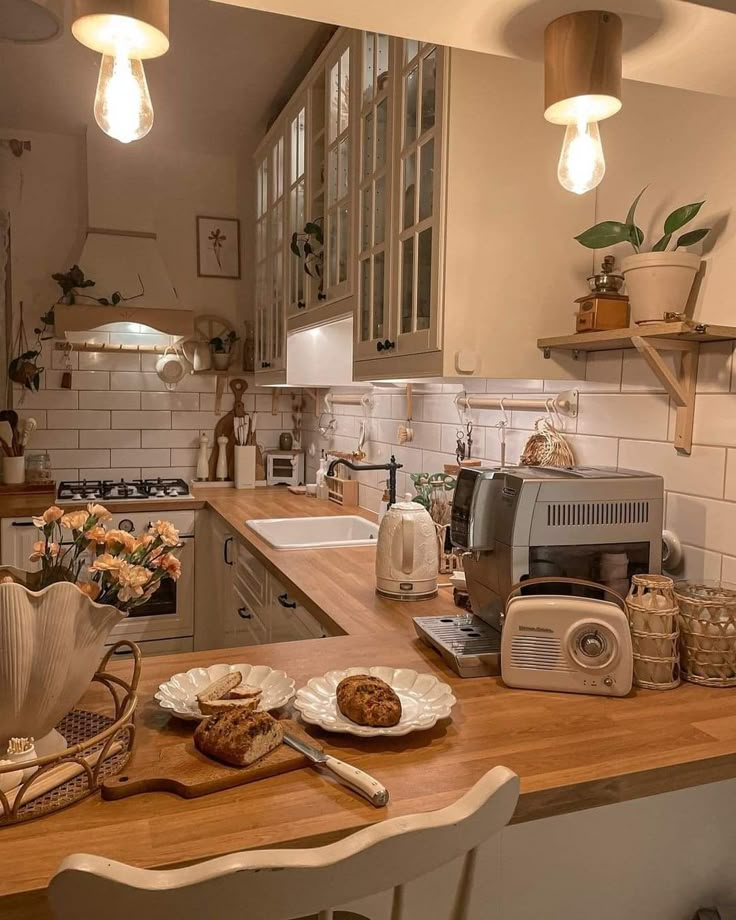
[75,130,185,315]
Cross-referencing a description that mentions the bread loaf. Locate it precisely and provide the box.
[194,709,283,767]
[336,675,402,727]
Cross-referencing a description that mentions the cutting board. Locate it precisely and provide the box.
[101,720,317,801]
[208,410,235,481]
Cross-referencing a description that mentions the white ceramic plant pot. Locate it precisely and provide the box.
[0,576,126,747]
[212,351,230,370]
[621,251,701,324]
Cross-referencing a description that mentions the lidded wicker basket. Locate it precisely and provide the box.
[674,581,736,687]
[626,574,680,690]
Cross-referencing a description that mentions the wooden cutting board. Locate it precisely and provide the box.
[208,409,235,481]
[101,720,316,801]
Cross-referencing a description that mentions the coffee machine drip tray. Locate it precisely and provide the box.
[413,615,502,679]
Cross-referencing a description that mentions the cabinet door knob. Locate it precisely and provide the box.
[377,339,395,352]
[278,592,297,609]
[297,300,306,309]
[317,291,327,302]
[237,606,253,620]
[261,361,272,369]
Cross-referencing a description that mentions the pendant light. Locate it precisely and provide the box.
[544,10,622,195]
[71,0,169,144]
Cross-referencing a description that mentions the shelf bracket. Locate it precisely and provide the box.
[631,336,699,455]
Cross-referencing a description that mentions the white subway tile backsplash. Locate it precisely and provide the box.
[690,394,736,447]
[171,411,222,430]
[72,371,111,391]
[28,429,79,450]
[566,434,619,467]
[724,450,736,501]
[79,351,141,372]
[170,448,201,467]
[48,449,111,469]
[721,554,736,583]
[79,391,140,410]
[577,393,669,440]
[80,467,141,481]
[110,372,167,392]
[697,342,734,394]
[141,392,200,411]
[111,449,171,467]
[666,493,736,557]
[619,440,726,499]
[142,466,197,481]
[676,544,723,582]
[47,410,110,429]
[112,410,171,429]
[81,430,141,449]
[142,429,202,448]
[20,389,78,410]
[621,351,673,393]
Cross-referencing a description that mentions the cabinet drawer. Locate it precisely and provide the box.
[233,584,269,641]
[292,605,329,639]
[105,636,194,658]
[234,543,269,605]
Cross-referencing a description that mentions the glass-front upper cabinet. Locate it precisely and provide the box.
[286,104,307,317]
[322,33,353,304]
[354,32,392,361]
[262,132,285,372]
[395,40,444,356]
[254,153,270,371]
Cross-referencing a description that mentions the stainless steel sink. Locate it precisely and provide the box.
[245,516,379,550]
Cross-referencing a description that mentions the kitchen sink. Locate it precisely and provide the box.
[245,516,379,550]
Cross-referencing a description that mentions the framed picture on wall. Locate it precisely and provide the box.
[196,216,241,279]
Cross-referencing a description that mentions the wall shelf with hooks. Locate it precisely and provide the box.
[537,321,736,454]
[455,389,579,418]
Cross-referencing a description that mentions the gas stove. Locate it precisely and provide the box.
[57,478,194,504]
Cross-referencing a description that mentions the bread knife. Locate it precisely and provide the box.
[283,731,389,808]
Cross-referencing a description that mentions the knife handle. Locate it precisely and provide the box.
[322,755,389,808]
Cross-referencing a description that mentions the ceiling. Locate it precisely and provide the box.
[0,0,329,153]
[212,0,736,100]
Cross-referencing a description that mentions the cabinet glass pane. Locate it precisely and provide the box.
[360,259,370,341]
[418,138,434,222]
[377,35,389,89]
[401,236,414,334]
[375,97,388,170]
[339,205,348,282]
[361,187,372,250]
[327,147,338,205]
[339,49,350,134]
[274,200,283,246]
[362,111,374,178]
[338,137,349,200]
[421,50,436,134]
[405,39,419,63]
[404,66,418,146]
[328,61,339,142]
[374,174,386,246]
[417,227,432,331]
[290,111,305,183]
[313,132,325,189]
[373,251,385,340]
[403,152,416,230]
[328,214,337,287]
[363,33,375,103]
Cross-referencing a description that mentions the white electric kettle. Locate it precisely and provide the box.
[375,494,438,600]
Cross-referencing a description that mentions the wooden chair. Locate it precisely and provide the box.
[49,765,518,920]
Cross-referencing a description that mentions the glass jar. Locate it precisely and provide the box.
[25,451,53,485]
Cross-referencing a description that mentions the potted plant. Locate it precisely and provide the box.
[209,330,239,370]
[290,219,324,301]
[0,503,183,748]
[574,187,711,323]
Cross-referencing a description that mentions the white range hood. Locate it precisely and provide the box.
[77,130,181,312]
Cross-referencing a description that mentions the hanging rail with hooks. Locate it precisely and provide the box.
[454,389,579,418]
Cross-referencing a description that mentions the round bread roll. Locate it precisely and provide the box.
[336,674,402,727]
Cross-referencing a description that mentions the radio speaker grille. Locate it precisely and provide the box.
[510,635,571,671]
[546,501,649,527]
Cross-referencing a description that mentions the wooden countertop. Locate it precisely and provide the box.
[4,487,736,912]
[0,493,205,517]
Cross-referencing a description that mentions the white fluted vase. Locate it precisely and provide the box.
[0,575,126,747]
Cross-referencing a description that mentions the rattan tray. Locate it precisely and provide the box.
[0,640,140,825]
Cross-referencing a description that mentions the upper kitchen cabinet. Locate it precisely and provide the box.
[353,46,592,381]
[254,128,287,383]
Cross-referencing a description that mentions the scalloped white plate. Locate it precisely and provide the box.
[155,663,296,721]
[293,666,456,737]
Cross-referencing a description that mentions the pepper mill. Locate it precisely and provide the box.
[216,435,229,481]
[196,433,210,481]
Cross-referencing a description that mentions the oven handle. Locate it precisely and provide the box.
[223,536,233,566]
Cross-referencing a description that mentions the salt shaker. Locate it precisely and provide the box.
[216,435,229,481]
[196,433,209,481]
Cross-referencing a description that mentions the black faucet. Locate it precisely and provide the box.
[326,454,403,507]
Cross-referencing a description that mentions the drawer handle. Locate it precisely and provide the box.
[11,521,34,527]
[278,593,297,609]
[237,606,253,620]
[223,536,233,566]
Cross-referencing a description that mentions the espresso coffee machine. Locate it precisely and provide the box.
[413,466,664,677]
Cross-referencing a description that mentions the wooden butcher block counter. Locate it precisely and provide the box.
[3,488,736,916]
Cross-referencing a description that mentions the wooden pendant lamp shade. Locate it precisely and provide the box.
[544,10,622,125]
[71,0,169,58]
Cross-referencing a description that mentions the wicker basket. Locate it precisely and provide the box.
[626,574,680,690]
[674,581,736,687]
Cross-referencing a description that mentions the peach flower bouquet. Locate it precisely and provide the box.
[26,503,182,612]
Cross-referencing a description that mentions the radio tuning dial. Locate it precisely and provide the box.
[579,631,605,658]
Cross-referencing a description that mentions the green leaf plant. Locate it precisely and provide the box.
[575,187,711,254]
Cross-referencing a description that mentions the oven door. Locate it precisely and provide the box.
[108,536,195,643]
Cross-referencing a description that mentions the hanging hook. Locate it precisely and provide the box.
[498,397,509,429]
[454,390,469,424]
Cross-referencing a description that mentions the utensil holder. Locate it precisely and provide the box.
[2,456,25,485]
[234,445,256,490]
[626,574,680,690]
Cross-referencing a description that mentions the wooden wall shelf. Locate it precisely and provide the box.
[538,321,736,455]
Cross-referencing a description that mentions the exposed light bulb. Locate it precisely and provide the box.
[94,50,153,144]
[557,119,605,195]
